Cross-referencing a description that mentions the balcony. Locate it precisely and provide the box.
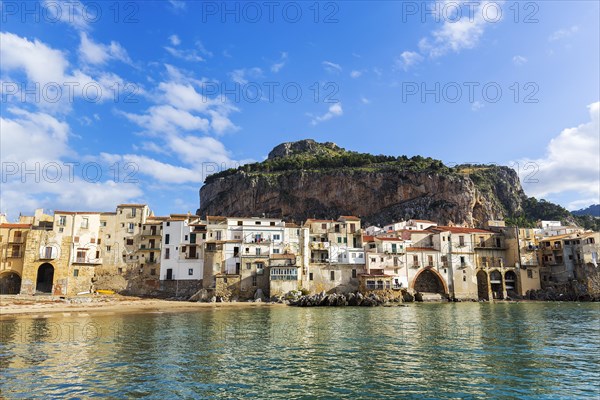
[139,245,160,251]
[74,258,102,265]
[146,259,158,264]
[185,255,199,260]
[243,252,269,258]
[310,242,330,250]
[310,258,329,264]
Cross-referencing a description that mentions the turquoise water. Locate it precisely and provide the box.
[1,303,599,399]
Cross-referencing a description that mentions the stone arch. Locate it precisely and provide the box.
[36,263,55,293]
[489,269,504,300]
[411,267,448,295]
[0,271,22,295]
[476,270,489,300]
[504,270,518,296]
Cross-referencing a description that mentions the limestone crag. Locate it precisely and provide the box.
[199,140,527,227]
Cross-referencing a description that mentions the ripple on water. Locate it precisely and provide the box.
[0,303,599,398]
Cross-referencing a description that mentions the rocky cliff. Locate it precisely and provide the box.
[198,140,531,227]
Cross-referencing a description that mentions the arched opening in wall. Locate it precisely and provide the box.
[0,272,22,295]
[36,263,55,293]
[476,270,489,301]
[504,271,518,298]
[413,268,446,295]
[489,270,504,300]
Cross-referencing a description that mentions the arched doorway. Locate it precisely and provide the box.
[0,272,21,294]
[476,270,489,300]
[413,268,447,294]
[504,271,517,297]
[489,270,503,300]
[36,263,55,293]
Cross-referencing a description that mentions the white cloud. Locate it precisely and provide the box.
[519,101,600,204]
[310,103,343,125]
[471,101,484,111]
[78,32,131,65]
[271,52,288,73]
[169,34,181,46]
[0,32,68,84]
[165,46,205,62]
[361,97,371,104]
[350,70,362,78]
[549,26,579,42]
[418,1,503,58]
[122,105,210,134]
[512,55,527,66]
[168,0,186,11]
[322,61,342,73]
[229,67,262,85]
[0,107,72,164]
[395,51,424,71]
[42,0,90,31]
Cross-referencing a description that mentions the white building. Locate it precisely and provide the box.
[160,215,204,281]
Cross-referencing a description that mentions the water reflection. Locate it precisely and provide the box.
[1,303,599,398]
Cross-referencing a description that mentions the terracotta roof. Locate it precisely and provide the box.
[411,219,436,223]
[407,247,439,252]
[362,235,375,242]
[285,222,301,228]
[376,237,404,241]
[0,223,32,229]
[339,216,361,221]
[270,254,296,259]
[54,211,102,215]
[428,226,494,234]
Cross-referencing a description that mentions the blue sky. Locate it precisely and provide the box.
[1,0,599,219]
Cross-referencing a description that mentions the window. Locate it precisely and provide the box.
[255,248,261,256]
[270,222,275,226]
[190,233,196,244]
[166,222,170,227]
[460,256,465,265]
[273,248,280,254]
[118,268,123,274]
[428,255,434,267]
[151,268,156,276]
[309,272,314,281]
[73,269,79,277]
[246,263,251,270]
[100,221,107,227]
[81,217,89,229]
[337,237,342,243]
[126,239,134,245]
[165,248,170,259]
[459,236,465,246]
[165,234,170,244]
[97,238,101,245]
[58,215,67,226]
[273,234,281,241]
[131,208,137,217]
[413,255,419,265]
[255,221,261,225]
[188,268,193,276]
[90,238,96,244]
[238,221,243,226]
[252,276,257,286]
[352,269,357,278]
[463,276,466,282]
[330,271,335,281]
[527,270,533,279]
[184,235,188,241]
[106,245,111,252]
[74,236,79,243]
[394,257,399,267]
[321,223,327,230]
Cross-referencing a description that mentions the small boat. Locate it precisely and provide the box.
[96,290,115,295]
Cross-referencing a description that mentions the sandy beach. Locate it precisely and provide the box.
[0,295,284,319]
